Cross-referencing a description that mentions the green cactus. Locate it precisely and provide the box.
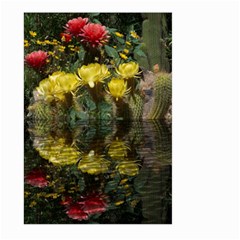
[135,13,170,72]
[129,93,144,119]
[148,73,172,119]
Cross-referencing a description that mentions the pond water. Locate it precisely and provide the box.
[24,120,172,224]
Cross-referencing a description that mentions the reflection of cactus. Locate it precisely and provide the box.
[135,13,170,72]
[148,73,172,119]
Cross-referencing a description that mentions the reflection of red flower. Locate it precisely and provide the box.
[25,50,48,69]
[66,204,89,221]
[25,169,48,188]
[60,33,72,43]
[64,193,107,221]
[65,17,88,36]
[82,197,107,215]
[80,23,110,48]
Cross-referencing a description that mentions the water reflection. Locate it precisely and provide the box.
[24,120,171,224]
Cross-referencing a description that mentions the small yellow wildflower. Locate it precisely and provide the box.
[115,32,124,38]
[46,59,50,63]
[115,200,124,206]
[44,40,51,45]
[119,53,128,60]
[36,40,43,45]
[113,46,117,49]
[48,51,54,56]
[52,39,59,45]
[29,31,37,37]
[68,45,75,48]
[55,56,59,59]
[130,31,140,39]
[58,45,65,52]
[125,41,131,46]
[123,49,129,54]
[24,40,29,47]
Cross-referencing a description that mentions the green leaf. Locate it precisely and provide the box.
[134,49,147,58]
[116,37,125,44]
[104,45,119,59]
[92,19,102,24]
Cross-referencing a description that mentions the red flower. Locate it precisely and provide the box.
[25,169,48,188]
[60,196,73,206]
[60,33,72,43]
[66,204,89,221]
[79,23,110,48]
[25,50,48,70]
[65,17,88,36]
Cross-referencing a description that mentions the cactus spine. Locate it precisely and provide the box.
[148,73,172,119]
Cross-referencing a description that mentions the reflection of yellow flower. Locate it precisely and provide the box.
[34,136,81,166]
[78,150,110,175]
[108,138,130,159]
[117,159,139,176]
[35,72,80,102]
[115,32,124,38]
[130,31,139,39]
[77,63,110,88]
[107,78,130,101]
[119,53,128,60]
[29,31,37,37]
[116,62,140,79]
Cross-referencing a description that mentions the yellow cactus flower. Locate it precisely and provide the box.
[119,53,128,60]
[115,32,124,38]
[116,159,139,176]
[77,63,110,88]
[123,49,129,54]
[78,150,110,175]
[116,62,140,79]
[36,77,59,102]
[56,73,80,93]
[107,78,130,101]
[108,138,130,159]
[130,31,140,39]
[35,72,80,102]
[29,31,37,37]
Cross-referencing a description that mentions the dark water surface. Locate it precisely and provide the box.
[24,120,172,224]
